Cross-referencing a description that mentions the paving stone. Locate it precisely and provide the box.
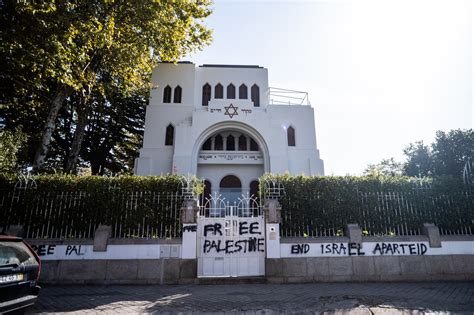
[27,282,474,314]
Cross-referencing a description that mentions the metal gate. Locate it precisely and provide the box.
[197,193,265,277]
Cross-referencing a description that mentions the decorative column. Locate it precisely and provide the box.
[234,134,238,151]
[264,199,281,258]
[180,199,199,259]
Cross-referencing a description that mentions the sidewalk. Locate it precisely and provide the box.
[28,282,474,314]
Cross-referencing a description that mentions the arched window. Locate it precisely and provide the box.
[165,124,174,146]
[227,84,235,99]
[173,86,182,103]
[250,180,259,199]
[238,135,247,151]
[287,126,295,146]
[163,85,172,103]
[239,84,247,99]
[202,137,212,150]
[215,84,223,99]
[250,138,259,151]
[226,135,235,151]
[202,83,211,106]
[220,175,241,189]
[251,84,260,107]
[214,134,223,150]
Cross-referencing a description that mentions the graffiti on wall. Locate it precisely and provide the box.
[183,224,197,233]
[288,242,429,257]
[28,244,167,260]
[201,220,265,254]
[31,244,85,257]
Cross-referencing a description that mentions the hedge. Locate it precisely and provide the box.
[0,174,187,239]
[1,174,472,239]
[261,174,474,237]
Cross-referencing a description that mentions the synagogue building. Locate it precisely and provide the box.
[135,62,324,203]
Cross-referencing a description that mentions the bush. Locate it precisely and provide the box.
[0,174,187,239]
[261,174,473,237]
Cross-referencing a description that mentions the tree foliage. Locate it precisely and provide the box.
[403,141,433,177]
[364,158,403,177]
[0,127,27,174]
[431,129,474,177]
[0,0,212,173]
[404,129,473,178]
[367,129,473,179]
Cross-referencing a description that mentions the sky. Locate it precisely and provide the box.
[187,0,473,175]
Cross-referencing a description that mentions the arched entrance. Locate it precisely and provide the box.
[191,121,270,175]
[195,122,266,278]
[193,122,268,203]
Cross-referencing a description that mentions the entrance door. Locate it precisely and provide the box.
[197,193,265,277]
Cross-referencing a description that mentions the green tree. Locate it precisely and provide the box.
[1,0,212,171]
[431,129,474,177]
[402,129,473,178]
[79,80,147,175]
[364,158,403,177]
[403,141,433,177]
[0,127,27,174]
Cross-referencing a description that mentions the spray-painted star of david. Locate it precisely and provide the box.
[224,104,239,119]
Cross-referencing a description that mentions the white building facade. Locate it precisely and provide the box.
[135,62,324,202]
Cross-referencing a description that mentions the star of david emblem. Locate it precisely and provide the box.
[224,104,239,119]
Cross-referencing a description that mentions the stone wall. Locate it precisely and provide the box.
[25,232,474,284]
[40,259,197,285]
[266,255,474,283]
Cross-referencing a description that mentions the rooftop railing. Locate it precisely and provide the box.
[268,87,310,106]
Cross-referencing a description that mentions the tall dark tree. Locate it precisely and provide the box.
[402,129,473,178]
[81,82,147,175]
[403,141,433,177]
[431,129,474,177]
[1,0,212,172]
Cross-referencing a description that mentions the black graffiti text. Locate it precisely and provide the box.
[373,242,427,256]
[183,225,197,233]
[291,243,310,254]
[31,244,56,256]
[318,243,366,256]
[348,243,365,256]
[239,221,261,235]
[65,245,84,256]
[204,223,222,236]
[203,237,265,254]
[321,243,348,255]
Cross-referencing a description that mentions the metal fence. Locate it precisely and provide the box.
[279,190,474,237]
[2,176,473,239]
[0,189,183,239]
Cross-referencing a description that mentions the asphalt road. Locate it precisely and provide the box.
[28,281,474,314]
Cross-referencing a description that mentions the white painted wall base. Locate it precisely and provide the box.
[266,224,281,258]
[182,224,197,259]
